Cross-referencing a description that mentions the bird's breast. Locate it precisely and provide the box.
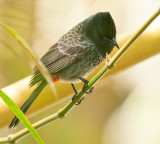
[58,49,104,83]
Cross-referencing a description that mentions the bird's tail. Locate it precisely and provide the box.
[9,80,47,128]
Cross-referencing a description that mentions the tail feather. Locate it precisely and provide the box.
[9,80,47,128]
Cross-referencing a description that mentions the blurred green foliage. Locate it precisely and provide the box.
[0,0,35,88]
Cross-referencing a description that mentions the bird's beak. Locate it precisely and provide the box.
[111,37,119,49]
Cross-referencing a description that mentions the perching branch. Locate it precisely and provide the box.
[0,8,159,144]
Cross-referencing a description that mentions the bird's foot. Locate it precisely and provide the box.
[71,77,94,105]
[82,86,94,94]
[71,83,85,105]
[79,77,94,94]
[72,94,85,105]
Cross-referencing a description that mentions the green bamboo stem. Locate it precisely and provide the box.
[0,8,159,144]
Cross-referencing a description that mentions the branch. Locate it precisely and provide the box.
[0,8,159,144]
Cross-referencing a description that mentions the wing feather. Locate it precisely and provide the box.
[30,23,94,87]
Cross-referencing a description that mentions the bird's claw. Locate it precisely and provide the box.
[79,77,94,94]
[72,77,94,105]
[72,94,85,105]
[82,86,94,94]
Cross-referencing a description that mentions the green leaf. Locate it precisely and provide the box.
[0,90,44,144]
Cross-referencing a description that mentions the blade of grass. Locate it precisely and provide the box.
[0,21,57,98]
[0,90,44,144]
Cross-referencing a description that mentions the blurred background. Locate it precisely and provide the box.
[0,0,160,144]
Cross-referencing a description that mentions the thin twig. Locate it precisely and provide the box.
[0,8,159,144]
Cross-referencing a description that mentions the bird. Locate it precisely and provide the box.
[9,12,119,128]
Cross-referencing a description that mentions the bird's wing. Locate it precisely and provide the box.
[29,29,94,87]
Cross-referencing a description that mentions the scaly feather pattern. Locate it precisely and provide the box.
[30,22,94,87]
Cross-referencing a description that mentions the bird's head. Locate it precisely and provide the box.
[84,12,119,56]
